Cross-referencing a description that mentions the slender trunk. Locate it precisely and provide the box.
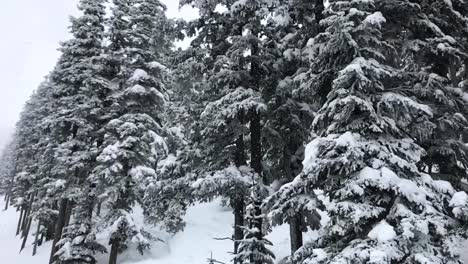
[449,60,459,86]
[251,200,263,264]
[108,239,119,264]
[96,202,102,217]
[22,194,34,238]
[39,232,44,246]
[233,135,247,263]
[21,207,29,237]
[32,221,41,256]
[289,214,303,254]
[4,193,10,210]
[250,112,263,179]
[20,199,31,236]
[64,200,73,227]
[232,198,245,260]
[16,208,24,236]
[283,145,304,254]
[314,0,325,33]
[46,221,55,241]
[19,216,32,252]
[49,199,68,264]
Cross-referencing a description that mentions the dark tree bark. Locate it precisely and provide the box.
[19,215,32,252]
[64,200,74,227]
[32,220,41,256]
[233,135,247,263]
[232,198,245,261]
[16,207,24,236]
[39,232,44,246]
[289,214,304,254]
[49,199,68,264]
[4,193,10,211]
[108,238,119,264]
[96,201,102,217]
[46,220,55,241]
[250,112,263,178]
[21,194,34,238]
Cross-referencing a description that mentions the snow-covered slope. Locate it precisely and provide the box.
[1,197,467,263]
[0,198,291,264]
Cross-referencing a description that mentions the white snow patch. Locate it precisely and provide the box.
[368,220,396,243]
[450,191,468,207]
[130,69,149,82]
[364,12,386,25]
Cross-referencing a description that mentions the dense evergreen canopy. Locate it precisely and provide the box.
[1,0,468,263]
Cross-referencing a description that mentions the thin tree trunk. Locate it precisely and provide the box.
[232,198,245,261]
[250,112,262,177]
[39,232,44,246]
[233,135,247,263]
[49,199,68,264]
[289,214,303,254]
[32,220,41,256]
[16,207,24,236]
[96,201,102,217]
[19,215,32,252]
[46,221,55,241]
[21,194,34,238]
[108,239,119,264]
[20,199,30,236]
[4,193,10,210]
[64,200,73,227]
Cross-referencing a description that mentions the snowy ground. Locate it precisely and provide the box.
[1,197,467,263]
[0,198,291,264]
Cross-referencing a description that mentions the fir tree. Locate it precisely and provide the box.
[90,1,174,262]
[49,0,109,262]
[378,0,468,188]
[234,182,275,264]
[269,1,468,263]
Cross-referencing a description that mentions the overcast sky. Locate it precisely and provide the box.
[0,0,197,150]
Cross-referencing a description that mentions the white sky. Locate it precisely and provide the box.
[0,0,197,149]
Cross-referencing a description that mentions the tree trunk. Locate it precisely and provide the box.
[250,112,263,178]
[4,193,10,210]
[21,194,35,238]
[96,201,102,217]
[19,215,32,252]
[289,214,303,254]
[314,0,325,33]
[64,200,74,227]
[233,135,247,263]
[32,221,41,256]
[49,199,68,264]
[46,221,55,241]
[39,232,44,246]
[16,207,24,236]
[232,198,245,262]
[108,239,119,264]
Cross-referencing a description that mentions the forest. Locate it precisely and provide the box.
[1,0,468,263]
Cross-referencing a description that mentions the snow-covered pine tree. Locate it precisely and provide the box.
[377,0,468,188]
[8,82,54,252]
[268,1,468,263]
[180,0,263,257]
[141,47,207,234]
[90,1,174,263]
[55,193,107,264]
[0,138,17,210]
[181,0,299,256]
[49,0,109,262]
[261,0,326,254]
[234,181,275,264]
[13,80,69,254]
